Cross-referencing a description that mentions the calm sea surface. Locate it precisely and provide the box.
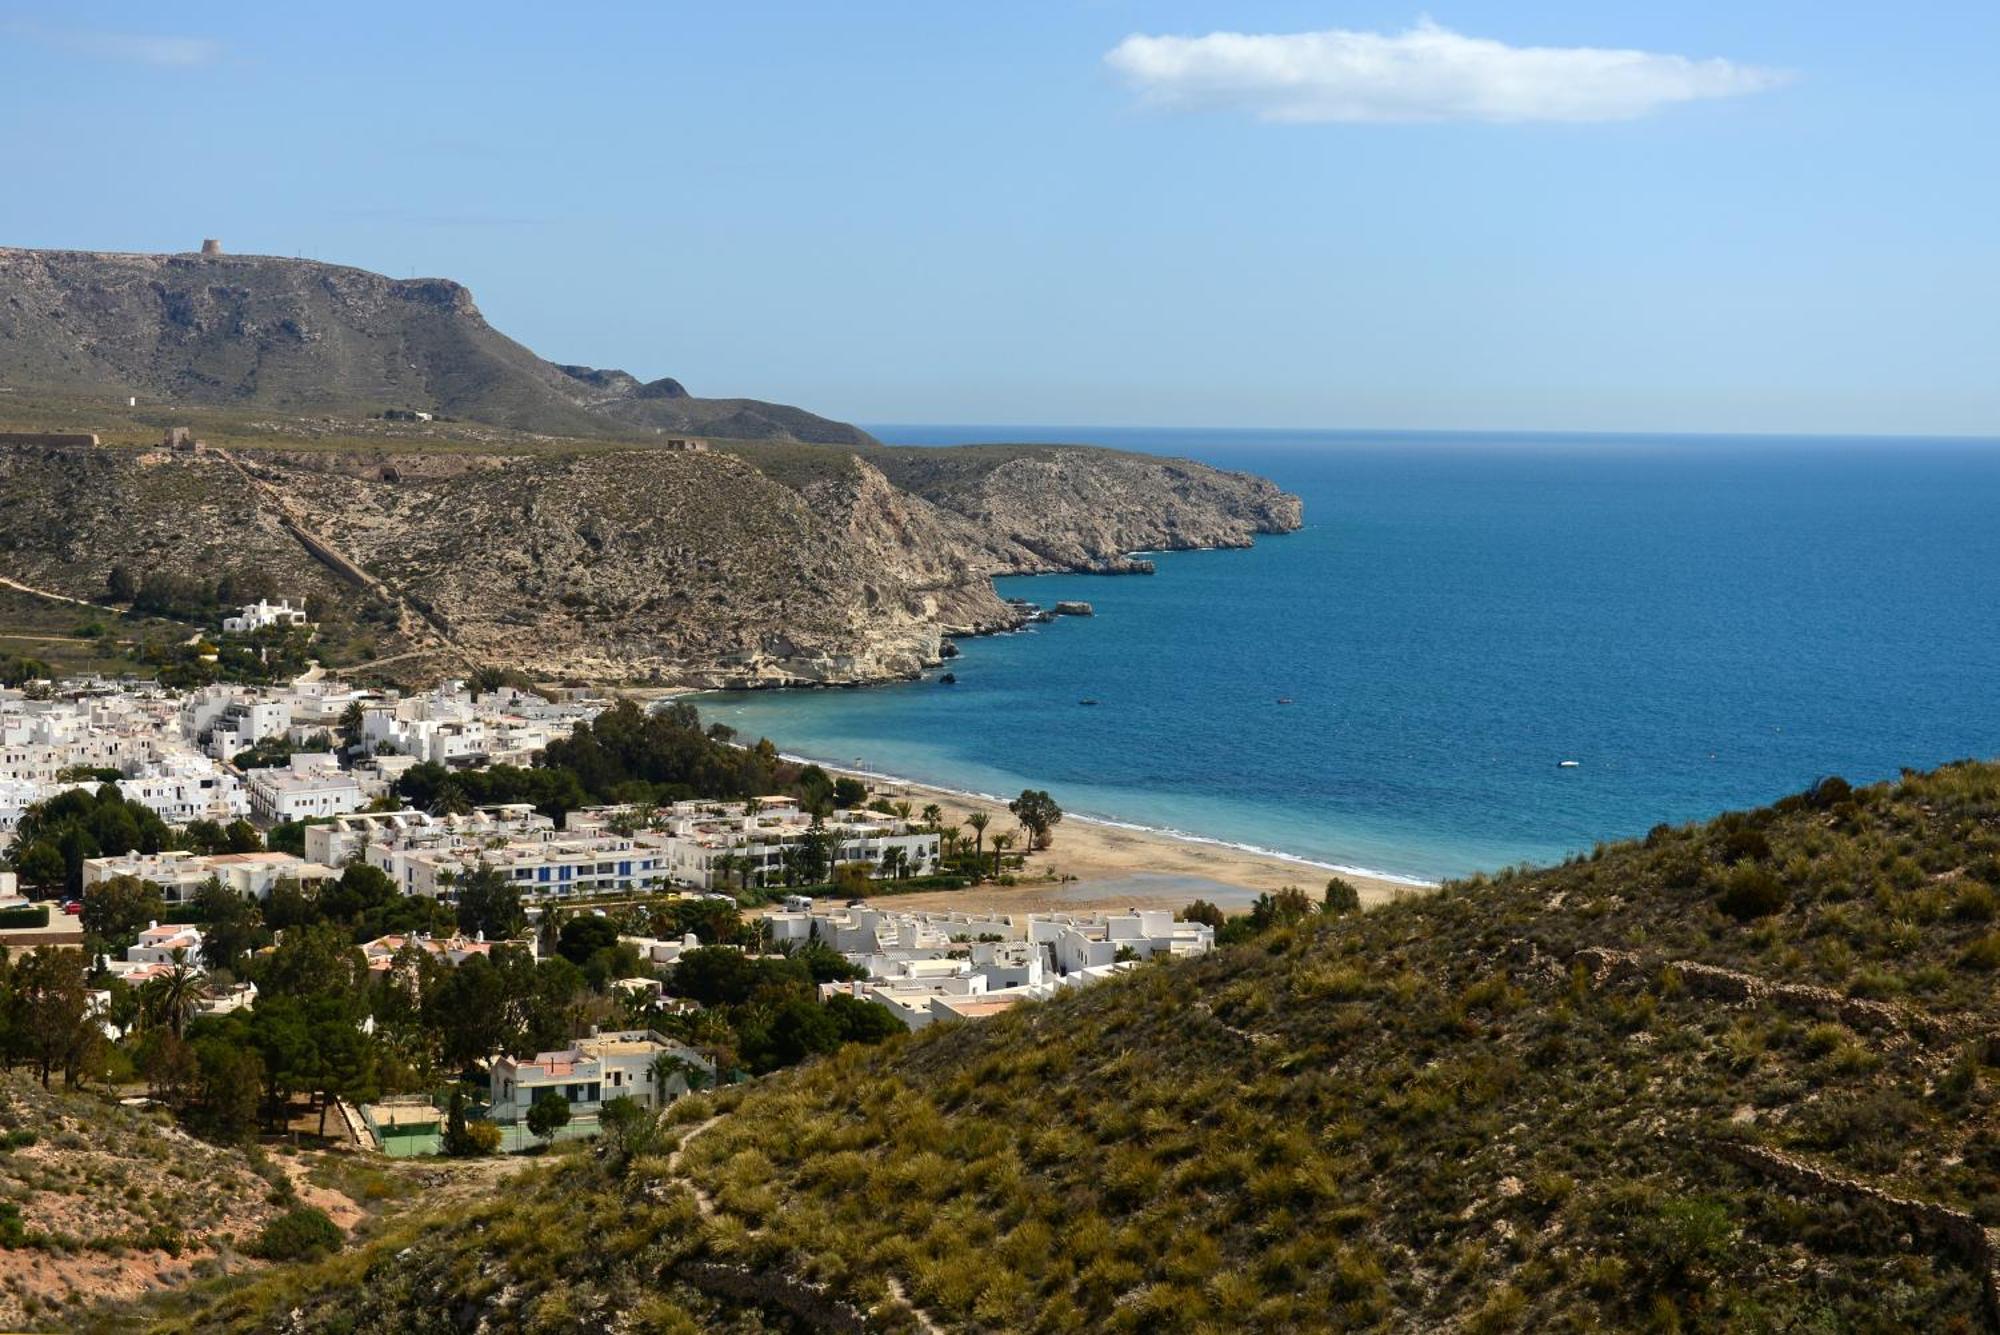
[697,428,2000,882]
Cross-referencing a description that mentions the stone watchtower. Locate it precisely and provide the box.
[200,239,223,255]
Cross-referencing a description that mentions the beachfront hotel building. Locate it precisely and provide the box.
[648,797,942,891]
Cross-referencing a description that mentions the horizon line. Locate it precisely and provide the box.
[861,422,2000,446]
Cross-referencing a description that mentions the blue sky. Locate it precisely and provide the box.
[2,3,1996,435]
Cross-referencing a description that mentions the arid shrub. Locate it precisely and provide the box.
[249,1206,343,1262]
[1959,933,2000,971]
[1715,865,1788,921]
[1719,826,1772,865]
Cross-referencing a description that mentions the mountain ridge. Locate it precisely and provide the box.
[0,245,873,445]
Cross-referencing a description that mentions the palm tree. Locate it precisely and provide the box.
[892,800,914,822]
[881,846,908,880]
[921,803,943,832]
[144,947,204,1040]
[651,1052,710,1104]
[965,811,990,878]
[989,831,1014,878]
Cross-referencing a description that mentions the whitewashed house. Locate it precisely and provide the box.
[222,599,310,633]
[487,1029,712,1125]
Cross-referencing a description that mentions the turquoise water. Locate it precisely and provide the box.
[698,429,2000,882]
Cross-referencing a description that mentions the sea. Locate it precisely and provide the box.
[695,428,2000,884]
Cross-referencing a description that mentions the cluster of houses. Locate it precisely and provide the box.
[754,897,1216,1030]
[0,675,608,841]
[6,673,1222,1157]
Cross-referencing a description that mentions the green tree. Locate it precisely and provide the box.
[1179,899,1227,931]
[10,840,66,893]
[556,915,621,967]
[1323,877,1362,916]
[259,922,368,1004]
[14,947,98,1088]
[337,701,366,754]
[595,1094,660,1170]
[184,1035,263,1141]
[106,563,138,602]
[82,874,166,955]
[455,862,526,942]
[525,1091,572,1147]
[965,811,991,877]
[1247,886,1317,933]
[826,993,903,1045]
[1008,789,1064,850]
[736,993,842,1074]
[193,879,269,972]
[140,947,205,1039]
[651,1051,712,1101]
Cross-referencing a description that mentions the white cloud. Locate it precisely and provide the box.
[6,23,222,67]
[1104,19,1789,124]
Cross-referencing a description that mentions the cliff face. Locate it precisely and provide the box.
[876,444,1305,572]
[0,438,1300,687]
[0,246,870,444]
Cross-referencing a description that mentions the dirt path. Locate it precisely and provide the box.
[209,446,481,673]
[0,574,95,607]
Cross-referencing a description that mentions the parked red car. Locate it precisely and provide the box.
[60,901,82,916]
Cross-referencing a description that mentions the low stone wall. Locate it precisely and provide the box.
[674,1260,878,1332]
[1713,1139,2000,1323]
[0,431,98,447]
[1571,946,1970,1043]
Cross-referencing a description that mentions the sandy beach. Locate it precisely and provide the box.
[833,767,1435,917]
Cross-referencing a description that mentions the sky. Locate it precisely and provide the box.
[2,3,1997,436]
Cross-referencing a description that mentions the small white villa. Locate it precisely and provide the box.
[222,599,311,634]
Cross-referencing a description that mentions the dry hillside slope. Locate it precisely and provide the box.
[163,760,2000,1332]
[0,437,1299,687]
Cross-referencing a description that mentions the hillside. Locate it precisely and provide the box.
[0,246,870,445]
[0,435,1297,686]
[0,1072,354,1329]
[160,761,2000,1331]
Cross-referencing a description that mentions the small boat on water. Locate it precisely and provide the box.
[1558,759,1581,768]
[1079,698,1100,707]
[1277,697,1294,705]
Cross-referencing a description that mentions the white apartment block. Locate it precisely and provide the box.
[83,849,339,904]
[116,755,250,824]
[305,805,556,865]
[244,754,364,822]
[358,681,602,767]
[650,798,942,891]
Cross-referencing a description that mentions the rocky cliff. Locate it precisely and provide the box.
[878,443,1305,572]
[0,438,1300,687]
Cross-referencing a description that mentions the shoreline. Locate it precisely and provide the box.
[780,750,1438,915]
